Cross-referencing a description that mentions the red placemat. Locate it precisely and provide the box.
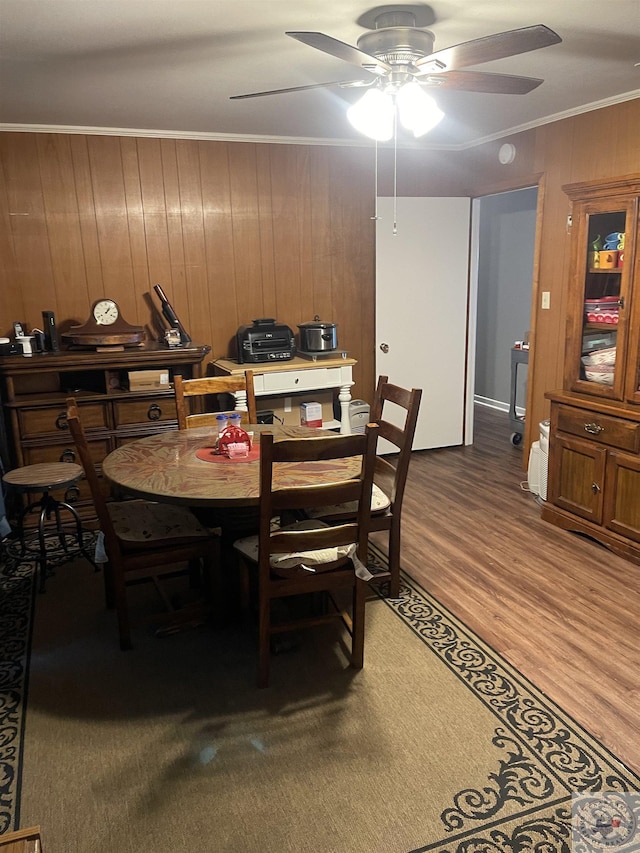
[196,446,260,464]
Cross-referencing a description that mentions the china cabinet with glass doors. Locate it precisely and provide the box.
[543,174,640,564]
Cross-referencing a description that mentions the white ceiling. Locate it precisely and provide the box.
[1,0,639,149]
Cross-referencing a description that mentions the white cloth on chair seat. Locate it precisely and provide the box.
[305,483,391,521]
[235,519,373,580]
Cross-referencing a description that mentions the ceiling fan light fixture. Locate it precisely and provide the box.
[347,87,395,141]
[396,82,444,137]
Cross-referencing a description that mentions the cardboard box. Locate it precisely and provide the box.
[127,369,170,391]
[300,401,323,428]
[267,391,335,427]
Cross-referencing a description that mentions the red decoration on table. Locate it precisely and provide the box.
[196,446,260,464]
[217,424,252,458]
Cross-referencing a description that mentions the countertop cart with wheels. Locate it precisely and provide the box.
[509,347,529,446]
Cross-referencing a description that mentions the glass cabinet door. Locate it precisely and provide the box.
[566,198,632,399]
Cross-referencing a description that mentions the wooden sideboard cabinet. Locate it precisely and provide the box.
[0,343,210,518]
[212,355,357,433]
[542,174,640,563]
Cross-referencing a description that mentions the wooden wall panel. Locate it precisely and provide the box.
[270,144,305,328]
[121,137,149,321]
[86,137,139,327]
[255,145,277,320]
[36,134,86,324]
[227,142,264,333]
[0,133,54,331]
[136,137,172,305]
[197,141,236,356]
[308,148,333,323]
[68,136,104,307]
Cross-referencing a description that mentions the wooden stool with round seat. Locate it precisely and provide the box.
[2,462,97,592]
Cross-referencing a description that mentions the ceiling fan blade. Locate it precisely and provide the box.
[286,31,392,75]
[230,80,372,100]
[423,69,544,94]
[414,24,562,71]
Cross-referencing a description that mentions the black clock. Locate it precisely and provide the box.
[62,299,146,348]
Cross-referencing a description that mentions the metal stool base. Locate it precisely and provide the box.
[14,491,98,592]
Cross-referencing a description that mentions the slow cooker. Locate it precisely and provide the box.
[298,318,338,352]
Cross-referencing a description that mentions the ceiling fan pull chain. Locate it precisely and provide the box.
[393,110,398,235]
[371,139,380,221]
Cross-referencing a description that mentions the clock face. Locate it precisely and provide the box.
[93,299,120,325]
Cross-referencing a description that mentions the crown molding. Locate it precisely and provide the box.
[455,89,640,150]
[1,90,637,152]
[0,123,377,149]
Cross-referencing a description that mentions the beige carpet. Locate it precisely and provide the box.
[11,547,640,853]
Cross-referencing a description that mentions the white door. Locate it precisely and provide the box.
[376,196,471,450]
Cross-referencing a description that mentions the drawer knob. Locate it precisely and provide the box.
[60,449,76,463]
[65,485,81,503]
[591,482,601,494]
[584,422,604,435]
[147,403,162,421]
[55,411,69,430]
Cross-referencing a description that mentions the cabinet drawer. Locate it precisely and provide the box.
[19,403,108,437]
[114,396,177,426]
[259,367,342,394]
[23,438,110,467]
[556,405,640,453]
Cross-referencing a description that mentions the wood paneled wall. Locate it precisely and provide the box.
[1,98,639,427]
[0,134,379,399]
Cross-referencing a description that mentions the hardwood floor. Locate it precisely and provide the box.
[391,404,640,775]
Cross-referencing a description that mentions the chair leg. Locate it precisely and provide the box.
[238,558,251,622]
[37,503,50,593]
[112,567,132,651]
[103,562,116,609]
[387,521,402,599]
[257,592,271,688]
[350,578,366,670]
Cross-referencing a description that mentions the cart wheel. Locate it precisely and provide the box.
[510,432,522,446]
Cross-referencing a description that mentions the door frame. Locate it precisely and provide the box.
[465,173,546,452]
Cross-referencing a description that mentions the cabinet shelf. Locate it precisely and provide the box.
[583,322,619,331]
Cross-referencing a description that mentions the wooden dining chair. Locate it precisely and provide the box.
[234,424,378,688]
[66,398,220,650]
[308,376,422,599]
[174,372,258,429]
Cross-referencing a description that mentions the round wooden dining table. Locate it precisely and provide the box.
[101,424,359,508]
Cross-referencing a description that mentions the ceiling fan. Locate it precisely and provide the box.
[230,7,562,107]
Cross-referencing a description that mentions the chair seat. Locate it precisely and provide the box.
[235,519,372,579]
[108,500,213,550]
[305,483,391,521]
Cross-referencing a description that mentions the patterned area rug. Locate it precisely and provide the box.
[0,544,36,834]
[2,543,639,852]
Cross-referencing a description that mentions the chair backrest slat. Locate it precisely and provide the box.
[174,371,257,428]
[372,375,422,506]
[258,426,378,572]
